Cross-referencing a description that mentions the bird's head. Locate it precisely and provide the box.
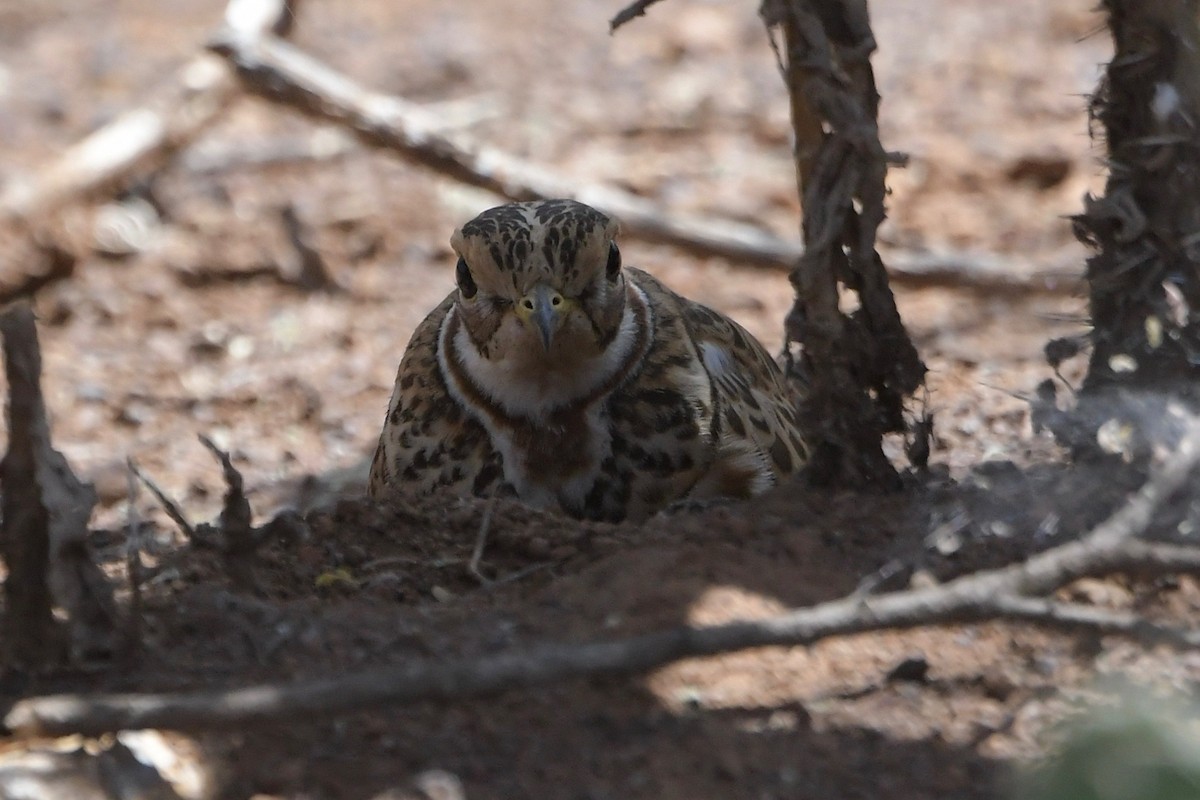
[448,200,627,372]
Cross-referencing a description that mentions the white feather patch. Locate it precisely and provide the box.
[699,341,732,379]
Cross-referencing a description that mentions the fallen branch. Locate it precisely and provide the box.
[205,27,1069,294]
[0,59,232,223]
[207,31,801,268]
[0,2,1073,295]
[8,433,1200,737]
[180,129,358,174]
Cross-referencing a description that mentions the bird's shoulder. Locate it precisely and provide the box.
[626,267,808,478]
[368,293,502,498]
[625,267,783,396]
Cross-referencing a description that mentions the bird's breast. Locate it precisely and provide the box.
[437,285,652,516]
[507,411,596,481]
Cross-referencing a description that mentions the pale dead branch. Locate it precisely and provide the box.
[7,432,1200,737]
[0,0,1074,295]
[0,0,297,308]
[205,25,1071,293]
[207,30,805,269]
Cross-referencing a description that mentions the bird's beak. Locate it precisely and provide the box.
[518,284,567,351]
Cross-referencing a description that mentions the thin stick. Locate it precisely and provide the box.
[610,0,670,31]
[127,459,197,541]
[467,495,498,585]
[125,461,143,649]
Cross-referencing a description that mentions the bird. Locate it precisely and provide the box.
[368,199,808,522]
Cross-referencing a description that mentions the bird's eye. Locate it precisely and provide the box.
[606,242,621,281]
[456,257,477,299]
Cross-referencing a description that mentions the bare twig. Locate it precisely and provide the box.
[132,437,308,588]
[8,435,1200,737]
[128,459,197,541]
[124,462,143,650]
[609,0,669,31]
[278,203,340,292]
[986,596,1200,647]
[467,495,498,585]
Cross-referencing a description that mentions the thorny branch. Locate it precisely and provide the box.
[7,432,1200,737]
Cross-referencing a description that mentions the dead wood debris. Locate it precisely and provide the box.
[0,303,117,667]
[129,435,307,590]
[7,429,1200,738]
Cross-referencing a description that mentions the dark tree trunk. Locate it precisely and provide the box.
[1078,0,1200,395]
[765,0,926,486]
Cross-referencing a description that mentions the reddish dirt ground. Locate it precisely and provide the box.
[3,1,1199,798]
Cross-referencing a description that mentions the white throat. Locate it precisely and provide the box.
[442,283,650,422]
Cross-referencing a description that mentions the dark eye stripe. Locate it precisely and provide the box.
[456,258,477,299]
[606,242,621,280]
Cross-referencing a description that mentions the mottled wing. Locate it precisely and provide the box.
[675,291,808,482]
[368,294,504,500]
[597,272,718,520]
